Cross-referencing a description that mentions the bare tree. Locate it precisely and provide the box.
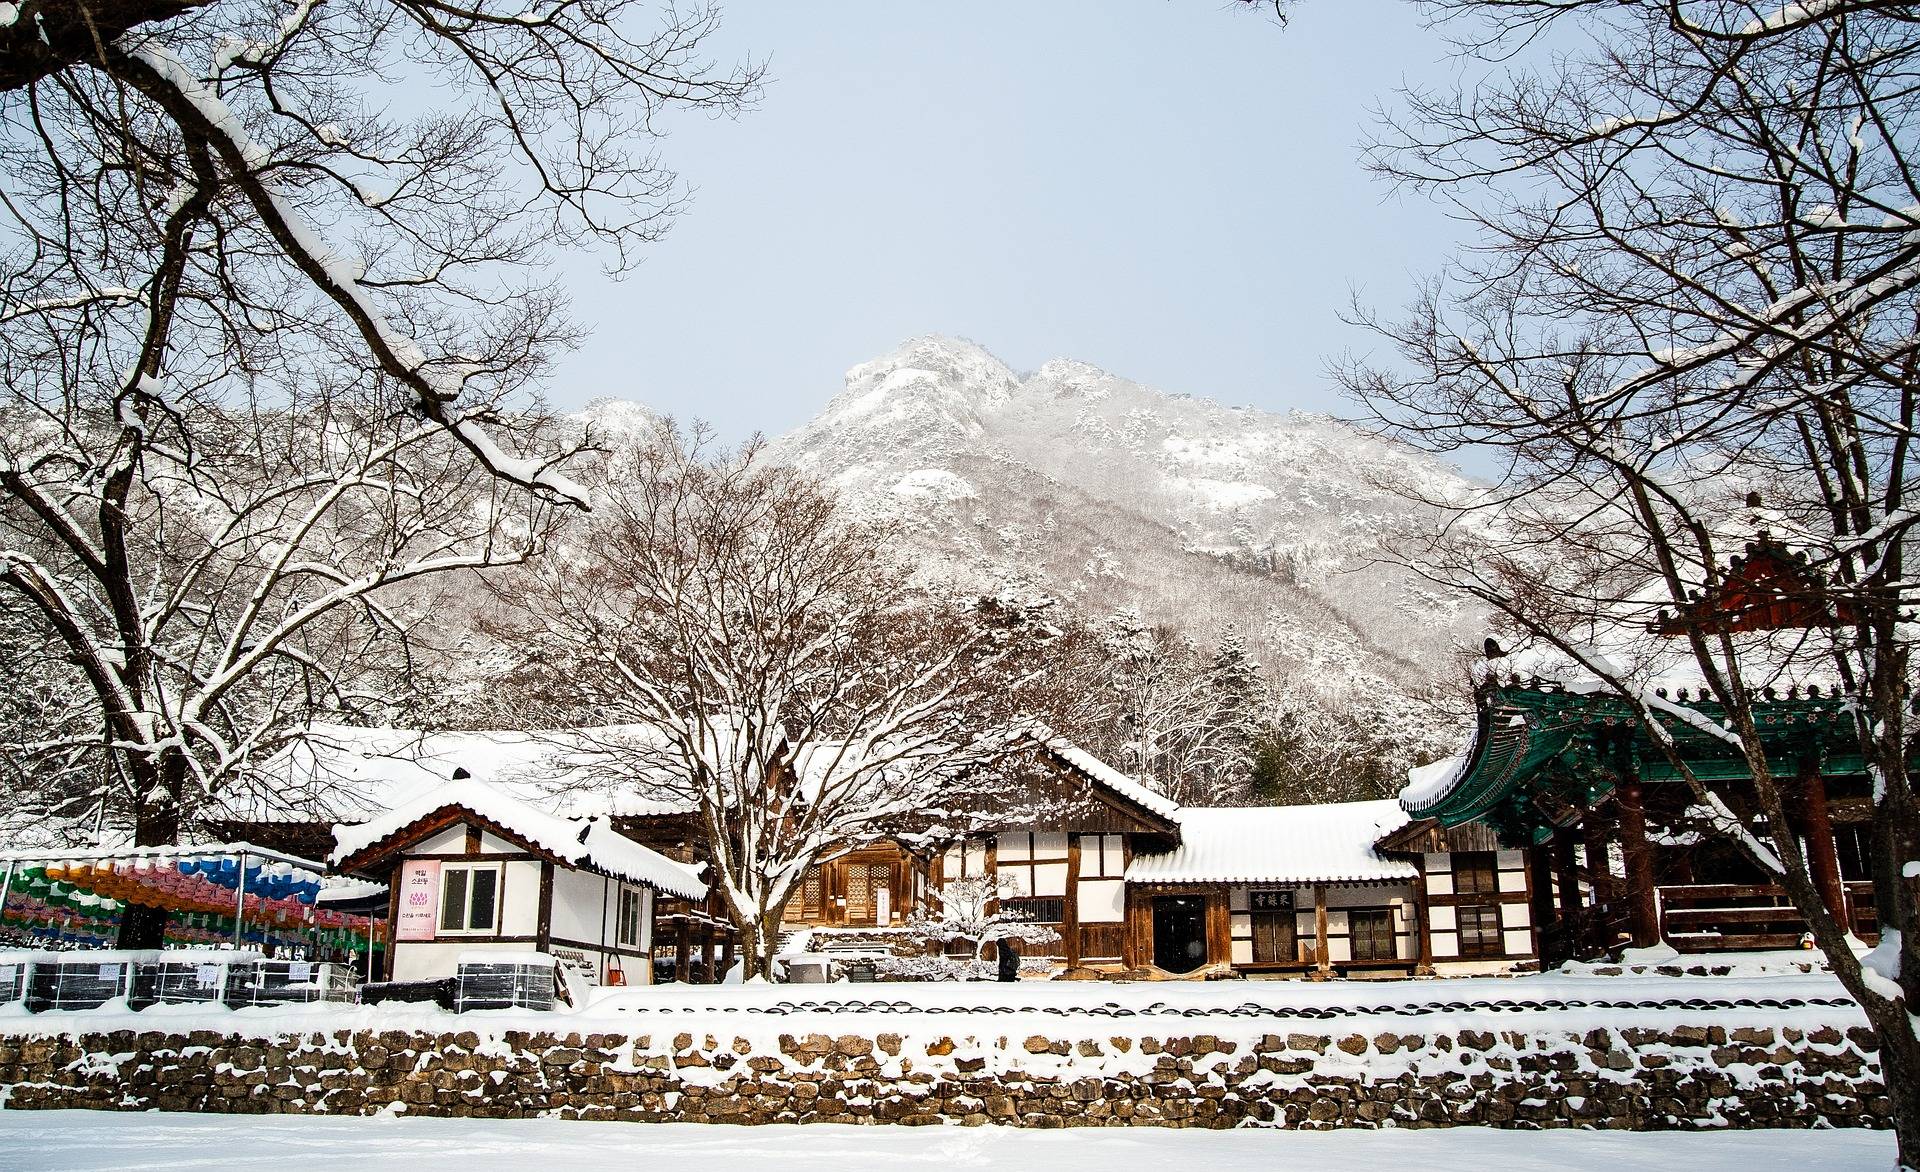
[0,0,756,943]
[499,426,1051,980]
[1340,1,1920,1157]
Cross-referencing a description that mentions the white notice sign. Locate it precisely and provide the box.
[196,964,220,988]
[396,859,442,942]
[288,962,313,983]
[97,963,118,981]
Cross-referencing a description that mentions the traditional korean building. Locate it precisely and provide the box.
[1398,535,1879,964]
[330,780,708,986]
[1123,803,1419,976]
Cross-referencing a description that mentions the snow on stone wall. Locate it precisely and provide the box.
[0,1011,1887,1130]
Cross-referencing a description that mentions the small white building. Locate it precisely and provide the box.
[1123,802,1424,976]
[332,780,708,987]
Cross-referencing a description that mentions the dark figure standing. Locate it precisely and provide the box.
[996,939,1020,982]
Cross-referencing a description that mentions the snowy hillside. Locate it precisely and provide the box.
[758,336,1483,701]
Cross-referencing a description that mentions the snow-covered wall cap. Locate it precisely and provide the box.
[1125,801,1417,886]
[330,780,706,903]
[1022,725,1181,820]
[1401,744,1474,815]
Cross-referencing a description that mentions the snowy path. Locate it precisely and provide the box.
[0,1112,1892,1171]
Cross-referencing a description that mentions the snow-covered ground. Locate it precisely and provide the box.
[0,1112,1891,1170]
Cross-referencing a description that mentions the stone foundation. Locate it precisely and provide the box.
[0,1014,1888,1129]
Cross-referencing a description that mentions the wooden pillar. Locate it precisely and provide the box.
[673,915,690,984]
[1616,777,1661,948]
[1584,806,1615,955]
[1799,761,1848,928]
[719,933,735,983]
[700,924,716,984]
[1411,866,1435,975]
[382,861,404,982]
[1063,836,1082,968]
[1527,843,1556,955]
[1312,882,1331,980]
[1553,831,1580,961]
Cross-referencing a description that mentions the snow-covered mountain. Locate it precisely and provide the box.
[759,335,1483,699]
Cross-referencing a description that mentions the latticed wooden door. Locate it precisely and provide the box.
[844,863,893,924]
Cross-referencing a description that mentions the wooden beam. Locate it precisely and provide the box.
[1584,808,1615,956]
[1313,882,1331,980]
[535,861,555,953]
[1410,866,1434,975]
[1553,832,1580,966]
[1616,777,1660,948]
[700,925,716,985]
[1798,760,1848,927]
[1527,844,1555,958]
[1206,889,1231,968]
[1063,835,1082,968]
[674,916,690,984]
[382,860,404,982]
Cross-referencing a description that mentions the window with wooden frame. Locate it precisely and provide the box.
[438,862,502,935]
[1074,834,1125,878]
[1457,903,1503,958]
[1348,907,1396,962]
[1249,889,1296,964]
[1452,851,1499,895]
[616,886,646,948]
[995,832,1070,899]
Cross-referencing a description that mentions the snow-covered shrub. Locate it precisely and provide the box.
[902,874,1060,961]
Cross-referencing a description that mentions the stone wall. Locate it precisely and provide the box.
[0,1016,1888,1129]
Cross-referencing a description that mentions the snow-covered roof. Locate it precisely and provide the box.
[1401,749,1473,814]
[217,725,696,826]
[330,780,707,903]
[1027,727,1181,821]
[1126,801,1417,886]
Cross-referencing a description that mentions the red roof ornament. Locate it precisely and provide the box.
[1655,531,1855,636]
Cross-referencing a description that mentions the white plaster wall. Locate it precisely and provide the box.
[1429,905,1458,930]
[1430,929,1459,959]
[1033,862,1069,897]
[548,868,610,946]
[1077,879,1124,923]
[500,860,542,938]
[416,827,467,854]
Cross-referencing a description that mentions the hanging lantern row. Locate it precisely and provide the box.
[1,853,387,951]
[2,889,382,953]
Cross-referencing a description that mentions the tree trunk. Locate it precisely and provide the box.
[117,759,183,949]
[1867,999,1920,1172]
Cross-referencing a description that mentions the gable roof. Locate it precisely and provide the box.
[1126,801,1416,886]
[330,780,707,902]
[218,725,696,826]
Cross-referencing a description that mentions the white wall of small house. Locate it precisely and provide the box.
[388,837,659,984]
[1423,849,1537,965]
[1224,883,1415,965]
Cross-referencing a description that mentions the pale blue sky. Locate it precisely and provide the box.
[548,0,1473,438]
